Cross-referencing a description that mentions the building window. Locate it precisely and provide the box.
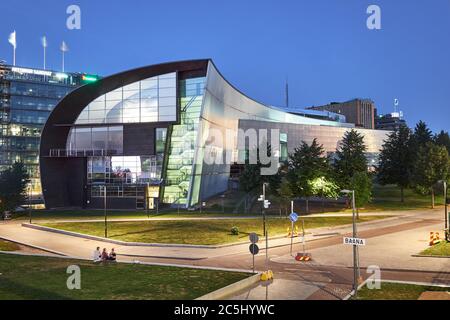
[75,72,177,125]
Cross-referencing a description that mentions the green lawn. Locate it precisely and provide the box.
[41,216,388,245]
[0,253,250,300]
[0,240,20,252]
[356,282,449,300]
[361,185,445,212]
[421,241,450,257]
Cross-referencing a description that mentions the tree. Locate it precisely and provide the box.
[334,129,368,188]
[412,142,449,208]
[377,125,413,202]
[435,130,450,154]
[277,177,293,216]
[287,139,333,213]
[350,172,372,216]
[239,143,280,212]
[411,120,433,149]
[0,162,30,218]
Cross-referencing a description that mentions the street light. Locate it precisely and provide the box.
[341,189,360,298]
[258,183,270,237]
[103,185,108,238]
[438,180,448,241]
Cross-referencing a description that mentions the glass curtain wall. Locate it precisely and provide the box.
[75,73,177,125]
[162,77,206,206]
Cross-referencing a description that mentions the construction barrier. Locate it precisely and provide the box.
[260,270,274,281]
[295,252,312,262]
[429,232,442,246]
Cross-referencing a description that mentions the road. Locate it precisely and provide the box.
[0,208,449,300]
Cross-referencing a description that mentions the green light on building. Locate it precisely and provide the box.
[82,74,99,82]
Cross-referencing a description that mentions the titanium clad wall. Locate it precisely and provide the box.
[192,62,356,205]
[238,119,390,159]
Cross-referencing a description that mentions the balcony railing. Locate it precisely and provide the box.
[48,149,121,158]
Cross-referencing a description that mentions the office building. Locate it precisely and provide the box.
[39,60,389,210]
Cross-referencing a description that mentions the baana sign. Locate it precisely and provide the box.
[343,237,366,246]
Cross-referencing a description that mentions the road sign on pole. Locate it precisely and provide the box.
[289,212,298,256]
[343,237,366,246]
[249,233,259,244]
[289,212,298,223]
[249,243,259,273]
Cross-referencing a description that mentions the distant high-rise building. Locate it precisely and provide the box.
[306,98,376,129]
[375,112,406,131]
[0,63,97,203]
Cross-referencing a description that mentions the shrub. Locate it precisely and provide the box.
[231,226,239,235]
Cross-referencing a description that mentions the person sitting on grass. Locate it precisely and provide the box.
[108,248,117,262]
[101,248,109,262]
[93,247,101,263]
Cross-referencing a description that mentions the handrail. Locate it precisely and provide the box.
[48,149,122,157]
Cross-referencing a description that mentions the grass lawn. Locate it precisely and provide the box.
[41,216,388,245]
[361,185,444,212]
[0,240,20,252]
[0,253,250,300]
[420,241,450,257]
[356,282,449,300]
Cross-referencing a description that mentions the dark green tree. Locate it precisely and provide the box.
[333,129,368,188]
[435,130,450,154]
[350,172,372,216]
[412,142,449,208]
[239,143,280,212]
[411,120,433,149]
[377,125,413,202]
[0,162,30,218]
[287,139,332,213]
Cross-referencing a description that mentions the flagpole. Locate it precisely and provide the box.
[62,51,65,72]
[13,47,16,66]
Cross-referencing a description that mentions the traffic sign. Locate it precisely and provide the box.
[343,237,366,246]
[289,212,299,223]
[249,244,260,255]
[249,233,259,244]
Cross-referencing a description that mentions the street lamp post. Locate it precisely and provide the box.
[104,185,108,238]
[258,183,270,237]
[439,180,448,241]
[28,183,32,224]
[341,189,359,298]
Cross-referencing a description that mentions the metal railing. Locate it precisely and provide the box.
[48,149,121,158]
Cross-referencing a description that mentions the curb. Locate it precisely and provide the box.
[412,254,450,259]
[0,235,67,256]
[21,223,318,249]
[196,273,262,300]
[0,250,255,274]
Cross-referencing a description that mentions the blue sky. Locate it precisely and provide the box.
[1,0,449,132]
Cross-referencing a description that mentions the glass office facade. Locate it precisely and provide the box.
[0,64,86,199]
[75,72,177,124]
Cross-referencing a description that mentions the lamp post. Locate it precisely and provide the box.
[438,180,448,241]
[341,189,359,298]
[28,182,32,224]
[258,183,270,237]
[103,185,108,238]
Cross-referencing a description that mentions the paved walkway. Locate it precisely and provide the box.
[17,211,403,224]
[0,208,445,264]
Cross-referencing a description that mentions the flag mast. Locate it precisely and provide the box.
[42,36,48,70]
[60,41,68,72]
[8,31,17,66]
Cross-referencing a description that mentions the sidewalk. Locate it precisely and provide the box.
[0,208,441,262]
